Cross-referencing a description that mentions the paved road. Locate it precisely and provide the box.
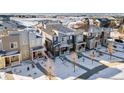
[35,63,48,75]
[76,64,108,79]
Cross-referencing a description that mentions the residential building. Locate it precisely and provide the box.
[0,28,45,69]
[73,28,86,52]
[0,33,21,68]
[83,25,102,49]
[42,23,75,57]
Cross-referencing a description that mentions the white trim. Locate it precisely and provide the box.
[2,53,20,58]
[10,42,18,49]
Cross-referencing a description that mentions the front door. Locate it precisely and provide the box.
[95,42,98,48]
[33,52,36,59]
[5,57,11,67]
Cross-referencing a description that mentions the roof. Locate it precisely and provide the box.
[97,18,110,22]
[0,50,6,56]
[1,21,18,30]
[86,25,112,33]
[87,25,102,33]
[0,50,20,57]
[31,46,44,51]
[44,23,74,36]
[44,29,57,36]
[72,28,84,35]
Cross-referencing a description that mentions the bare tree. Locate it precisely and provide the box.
[71,51,78,72]
[46,58,54,80]
[109,20,116,28]
[107,43,113,60]
[118,25,124,34]
[118,25,124,40]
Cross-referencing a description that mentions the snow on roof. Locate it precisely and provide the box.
[1,21,18,30]
[0,50,20,56]
[60,43,70,48]
[44,23,74,36]
[0,50,5,56]
[31,46,44,51]
[88,25,102,33]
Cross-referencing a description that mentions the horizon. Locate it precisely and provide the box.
[0,13,124,16]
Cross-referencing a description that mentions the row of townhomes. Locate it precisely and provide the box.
[42,22,112,57]
[0,17,119,69]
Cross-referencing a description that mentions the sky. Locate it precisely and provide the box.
[0,0,124,13]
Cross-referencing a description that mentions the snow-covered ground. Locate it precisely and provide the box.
[114,42,124,52]
[0,46,124,80]
[65,54,101,69]
[96,47,124,60]
[34,57,87,80]
[83,50,123,62]
[0,61,47,80]
[55,57,86,80]
[12,63,46,80]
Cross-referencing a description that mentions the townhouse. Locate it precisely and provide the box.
[0,33,21,68]
[72,28,86,52]
[0,28,45,69]
[83,25,102,49]
[42,23,75,57]
[83,25,112,49]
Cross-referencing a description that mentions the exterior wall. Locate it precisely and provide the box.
[0,54,20,69]
[0,39,2,50]
[75,33,86,52]
[102,31,110,46]
[0,57,5,69]
[29,32,42,48]
[44,31,75,57]
[19,31,30,60]
[75,33,83,43]
[2,35,20,51]
[45,38,53,51]
[86,38,96,49]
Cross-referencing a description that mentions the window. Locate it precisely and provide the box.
[11,56,19,62]
[53,37,58,42]
[69,36,72,40]
[61,36,66,43]
[10,42,18,49]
